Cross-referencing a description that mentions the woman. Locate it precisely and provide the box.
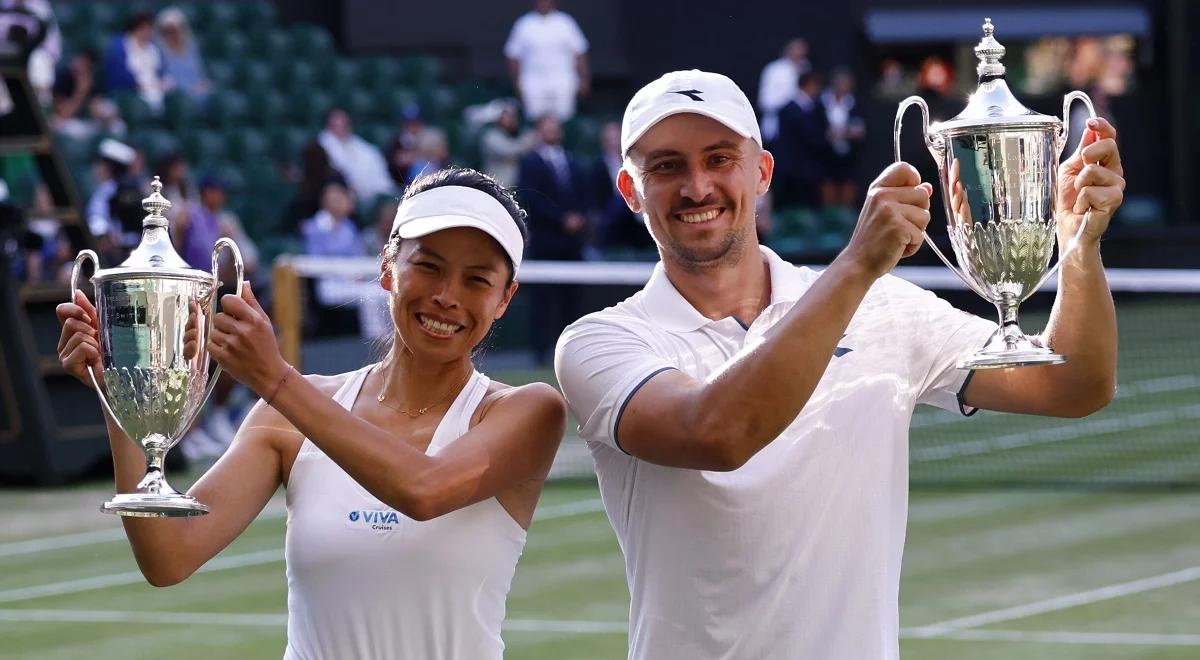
[155,7,211,103]
[56,168,567,659]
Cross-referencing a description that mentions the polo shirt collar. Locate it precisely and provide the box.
[643,245,812,332]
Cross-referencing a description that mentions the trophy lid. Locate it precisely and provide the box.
[929,18,1060,135]
[92,176,213,284]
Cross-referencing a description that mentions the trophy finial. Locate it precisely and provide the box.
[142,175,172,227]
[974,17,1006,78]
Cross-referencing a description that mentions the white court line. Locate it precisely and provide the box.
[0,608,627,634]
[910,373,1200,430]
[900,628,1200,646]
[0,500,288,559]
[2,609,1195,645]
[0,548,284,604]
[909,565,1200,637]
[0,500,604,604]
[0,495,603,559]
[912,403,1200,463]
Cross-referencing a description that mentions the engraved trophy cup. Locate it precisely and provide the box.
[71,177,243,516]
[894,18,1097,369]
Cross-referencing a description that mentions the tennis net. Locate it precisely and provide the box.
[272,256,1200,488]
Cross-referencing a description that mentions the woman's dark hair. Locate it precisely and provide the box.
[385,167,528,287]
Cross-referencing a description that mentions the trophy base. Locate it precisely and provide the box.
[102,493,210,518]
[957,348,1067,370]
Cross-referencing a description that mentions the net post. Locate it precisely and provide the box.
[272,257,303,371]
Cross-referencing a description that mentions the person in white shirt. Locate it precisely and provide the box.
[757,37,810,144]
[318,107,397,204]
[504,0,589,121]
[554,69,1125,660]
[57,168,566,660]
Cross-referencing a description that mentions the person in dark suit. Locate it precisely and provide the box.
[516,115,590,364]
[588,120,655,255]
[772,71,828,210]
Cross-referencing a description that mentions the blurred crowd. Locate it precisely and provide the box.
[0,1,1144,455]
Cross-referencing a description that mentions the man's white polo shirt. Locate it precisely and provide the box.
[554,246,995,660]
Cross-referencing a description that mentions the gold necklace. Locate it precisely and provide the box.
[377,370,472,418]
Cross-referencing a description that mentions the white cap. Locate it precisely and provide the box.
[391,185,524,269]
[98,138,136,165]
[621,69,761,156]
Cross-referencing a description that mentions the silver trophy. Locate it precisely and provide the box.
[71,177,243,516]
[895,18,1097,369]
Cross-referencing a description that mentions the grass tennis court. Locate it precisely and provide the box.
[2,481,1199,659]
[1,296,1197,659]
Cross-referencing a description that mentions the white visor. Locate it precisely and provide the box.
[391,185,524,269]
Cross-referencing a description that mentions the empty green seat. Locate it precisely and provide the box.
[162,91,198,130]
[288,25,335,60]
[113,93,154,127]
[204,90,250,128]
[273,60,316,91]
[238,2,278,26]
[193,3,240,33]
[129,128,182,165]
[226,128,271,164]
[245,89,288,127]
[286,88,333,127]
[397,56,441,87]
[205,60,236,89]
[248,28,292,60]
[359,57,402,87]
[268,125,313,162]
[181,130,228,166]
[373,87,419,121]
[232,60,275,94]
[202,31,248,61]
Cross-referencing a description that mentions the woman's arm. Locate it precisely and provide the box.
[209,285,567,521]
[57,292,287,587]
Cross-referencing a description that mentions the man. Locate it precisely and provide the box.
[772,70,828,210]
[504,0,589,121]
[517,114,589,364]
[757,37,810,144]
[318,107,396,204]
[554,69,1122,659]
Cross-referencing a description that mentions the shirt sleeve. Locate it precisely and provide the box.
[886,277,997,414]
[554,316,674,453]
[503,17,526,59]
[564,15,588,54]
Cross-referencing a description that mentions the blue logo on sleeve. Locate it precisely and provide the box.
[834,334,853,358]
[348,511,360,522]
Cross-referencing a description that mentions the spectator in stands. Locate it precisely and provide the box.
[757,38,810,145]
[589,120,653,254]
[175,174,261,459]
[504,0,589,122]
[1,0,60,105]
[157,151,194,226]
[85,138,137,263]
[301,180,365,259]
[102,12,166,112]
[51,46,127,141]
[772,71,828,210]
[282,141,346,234]
[155,7,210,104]
[480,101,535,188]
[385,104,447,190]
[301,179,367,336]
[820,68,864,211]
[319,108,395,204]
[175,174,258,277]
[516,114,589,364]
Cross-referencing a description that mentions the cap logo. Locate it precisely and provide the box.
[670,89,704,101]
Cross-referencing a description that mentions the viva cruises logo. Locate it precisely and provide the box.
[348,509,400,531]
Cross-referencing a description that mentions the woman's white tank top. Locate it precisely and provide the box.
[283,366,527,660]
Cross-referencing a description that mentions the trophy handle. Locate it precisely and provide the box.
[1033,92,1100,292]
[1058,90,1097,157]
[198,238,245,407]
[70,250,128,436]
[894,96,989,299]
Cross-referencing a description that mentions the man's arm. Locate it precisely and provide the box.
[616,163,934,471]
[964,118,1123,417]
